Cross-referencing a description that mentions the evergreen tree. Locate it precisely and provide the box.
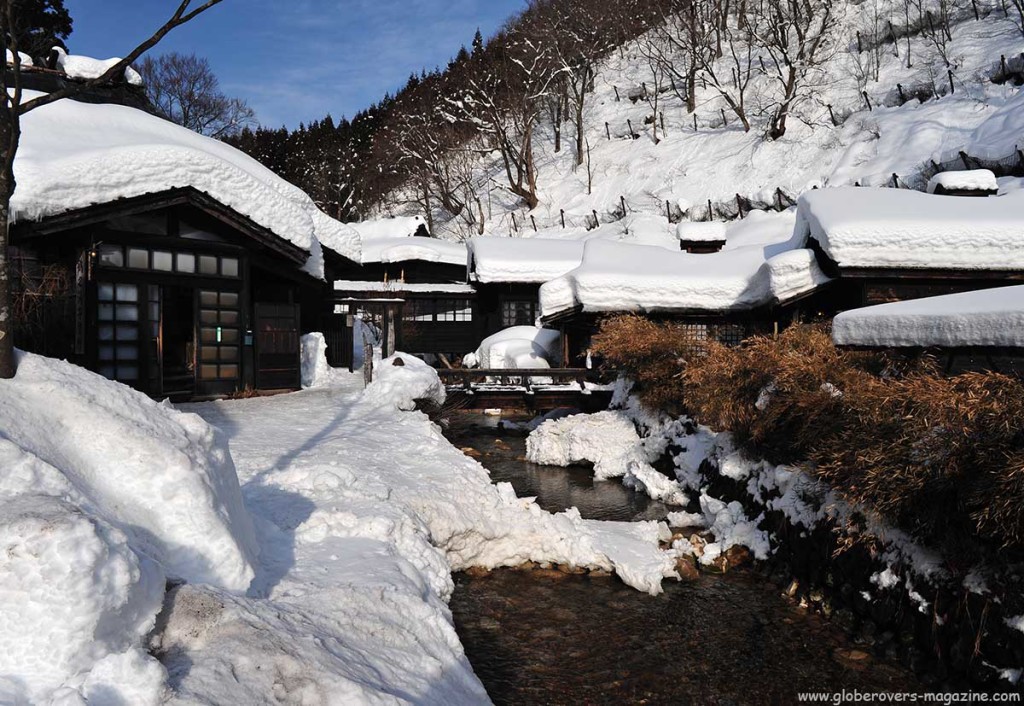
[9,0,73,60]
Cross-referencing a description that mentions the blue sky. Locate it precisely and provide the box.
[64,0,527,128]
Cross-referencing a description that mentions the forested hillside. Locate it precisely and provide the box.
[227,0,1024,240]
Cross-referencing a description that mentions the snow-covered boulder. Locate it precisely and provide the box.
[466,326,561,370]
[0,352,258,591]
[0,488,165,704]
[527,411,688,505]
[362,353,445,411]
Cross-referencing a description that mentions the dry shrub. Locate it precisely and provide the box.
[593,316,1024,553]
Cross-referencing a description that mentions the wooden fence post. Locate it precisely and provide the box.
[530,215,538,232]
[605,122,611,140]
[560,209,566,228]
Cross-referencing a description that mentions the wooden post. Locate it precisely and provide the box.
[530,215,538,232]
[665,199,672,221]
[362,327,374,387]
[776,188,783,211]
[827,104,837,126]
[641,81,648,96]
[385,307,396,358]
[856,31,862,53]
[627,118,635,137]
[706,199,714,221]
[863,91,872,111]
[620,195,627,216]
[592,209,599,229]
[605,121,611,140]
[720,108,727,126]
[511,212,518,232]
[947,69,955,94]
[896,84,905,104]
[693,114,698,131]
[736,194,743,218]
[613,86,620,101]
[560,208,566,228]
[891,173,900,188]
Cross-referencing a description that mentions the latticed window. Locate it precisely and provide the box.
[501,299,537,327]
[404,299,435,322]
[437,299,473,322]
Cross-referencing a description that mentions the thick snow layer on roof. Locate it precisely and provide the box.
[541,211,828,316]
[677,221,727,242]
[798,187,1024,270]
[469,237,586,283]
[11,91,359,274]
[53,47,142,86]
[334,280,474,294]
[926,169,998,193]
[360,235,467,266]
[0,352,259,592]
[833,285,1024,348]
[350,215,429,241]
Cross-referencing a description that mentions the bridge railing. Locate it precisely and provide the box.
[436,368,608,393]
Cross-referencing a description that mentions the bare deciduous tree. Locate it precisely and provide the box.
[0,0,226,378]
[140,52,255,138]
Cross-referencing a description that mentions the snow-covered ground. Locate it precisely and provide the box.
[0,351,680,704]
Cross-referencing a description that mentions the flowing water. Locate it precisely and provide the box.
[446,414,924,705]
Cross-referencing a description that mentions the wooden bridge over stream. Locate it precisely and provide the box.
[437,369,614,412]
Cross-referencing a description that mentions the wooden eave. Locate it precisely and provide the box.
[12,186,310,267]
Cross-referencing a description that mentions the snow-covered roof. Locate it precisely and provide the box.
[834,285,1024,348]
[469,237,586,284]
[350,216,429,241]
[926,169,998,194]
[540,212,830,317]
[359,236,467,267]
[798,187,1024,271]
[11,91,360,275]
[334,280,474,294]
[53,47,142,86]
[5,49,33,66]
[677,221,727,242]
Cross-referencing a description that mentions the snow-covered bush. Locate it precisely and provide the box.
[361,353,445,411]
[0,352,259,591]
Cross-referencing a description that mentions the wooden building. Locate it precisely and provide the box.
[11,188,338,400]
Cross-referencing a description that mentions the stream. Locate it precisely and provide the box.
[446,413,925,705]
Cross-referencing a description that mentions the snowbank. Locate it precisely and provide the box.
[926,169,998,194]
[53,47,143,86]
[469,237,586,283]
[833,285,1024,348]
[527,411,688,505]
[0,352,258,591]
[465,326,561,370]
[798,187,1024,270]
[361,353,446,411]
[539,215,829,317]
[12,91,359,276]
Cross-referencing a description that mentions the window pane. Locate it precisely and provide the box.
[200,291,218,307]
[201,347,219,362]
[176,253,196,274]
[117,345,138,360]
[220,329,239,344]
[99,325,114,341]
[200,310,218,325]
[201,327,218,344]
[100,365,116,379]
[220,364,239,379]
[98,304,114,321]
[220,310,239,326]
[219,347,239,362]
[220,292,239,308]
[98,245,123,267]
[98,345,115,361]
[116,326,138,341]
[153,250,173,272]
[200,364,219,380]
[127,248,149,269]
[199,255,218,275]
[221,257,239,277]
[116,305,138,322]
[98,284,115,302]
[116,284,138,302]
[116,365,139,380]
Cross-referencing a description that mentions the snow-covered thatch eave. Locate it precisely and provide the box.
[12,186,312,267]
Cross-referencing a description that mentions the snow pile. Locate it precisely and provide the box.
[12,91,359,276]
[926,169,998,194]
[540,212,829,317]
[833,285,1024,348]
[798,187,1024,269]
[52,47,143,86]
[0,490,165,704]
[469,237,586,283]
[0,352,259,591]
[527,411,688,505]
[360,235,468,267]
[677,221,727,242]
[301,333,356,388]
[361,352,446,411]
[465,326,561,370]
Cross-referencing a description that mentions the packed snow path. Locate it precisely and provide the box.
[168,367,675,703]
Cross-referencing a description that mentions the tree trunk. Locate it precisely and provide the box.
[0,110,18,380]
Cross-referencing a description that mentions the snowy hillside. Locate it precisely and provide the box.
[384,1,1024,242]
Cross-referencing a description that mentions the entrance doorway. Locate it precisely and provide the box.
[161,286,196,398]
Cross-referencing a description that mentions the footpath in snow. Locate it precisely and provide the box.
[0,350,677,704]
